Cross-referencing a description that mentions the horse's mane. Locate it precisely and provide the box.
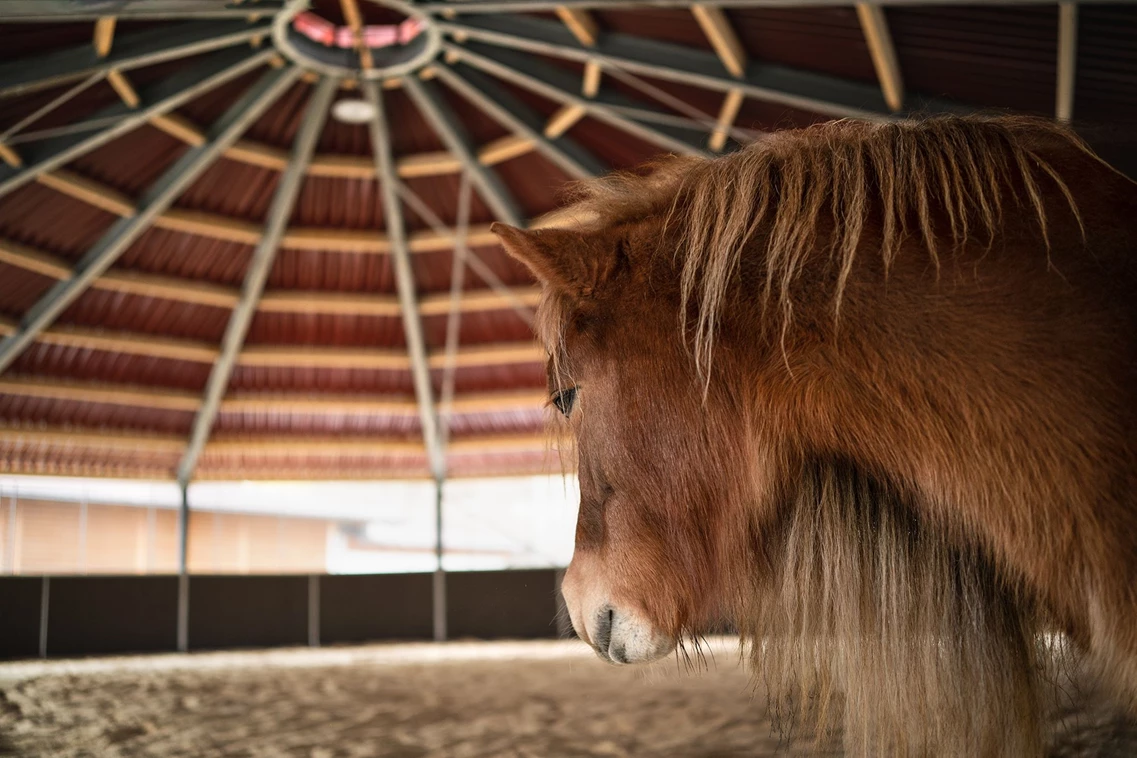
[561,116,1097,375]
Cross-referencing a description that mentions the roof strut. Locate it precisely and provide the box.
[363,79,447,482]
[177,74,338,486]
[0,64,302,377]
[403,75,525,228]
[0,45,276,200]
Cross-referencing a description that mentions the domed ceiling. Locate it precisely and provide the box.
[0,0,1134,484]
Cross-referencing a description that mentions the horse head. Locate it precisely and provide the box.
[493,220,759,665]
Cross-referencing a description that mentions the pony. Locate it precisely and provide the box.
[492,116,1137,756]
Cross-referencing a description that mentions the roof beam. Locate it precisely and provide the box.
[0,44,276,200]
[176,75,339,485]
[438,14,957,119]
[0,64,300,377]
[691,4,747,78]
[445,42,707,156]
[93,16,117,58]
[709,88,743,152]
[433,62,606,180]
[367,80,443,481]
[106,69,141,108]
[0,18,274,99]
[554,7,599,47]
[1056,2,1077,122]
[855,3,904,112]
[403,76,525,227]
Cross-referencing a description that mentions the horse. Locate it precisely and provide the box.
[491,115,1137,756]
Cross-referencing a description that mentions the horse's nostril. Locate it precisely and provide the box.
[593,606,614,654]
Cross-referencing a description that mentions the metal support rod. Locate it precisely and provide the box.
[39,576,50,658]
[438,14,954,119]
[0,72,105,143]
[177,482,190,652]
[403,75,525,227]
[176,75,337,484]
[0,63,298,376]
[433,479,447,642]
[362,79,447,480]
[444,42,707,157]
[438,173,473,451]
[0,1,284,22]
[432,62,605,180]
[1056,2,1078,122]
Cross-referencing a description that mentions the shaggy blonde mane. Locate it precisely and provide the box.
[562,116,1095,374]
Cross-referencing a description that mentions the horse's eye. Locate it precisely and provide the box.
[552,387,577,416]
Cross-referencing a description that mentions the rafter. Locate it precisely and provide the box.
[691,4,747,78]
[709,88,743,152]
[555,7,599,47]
[93,16,117,58]
[176,76,339,485]
[404,76,525,227]
[445,42,707,156]
[437,14,957,119]
[855,3,904,112]
[0,45,275,200]
[434,62,606,180]
[0,19,274,99]
[582,60,602,97]
[0,65,301,376]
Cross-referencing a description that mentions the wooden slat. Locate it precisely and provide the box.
[0,141,21,168]
[93,16,116,58]
[237,345,411,370]
[709,88,744,152]
[856,3,904,112]
[555,7,598,47]
[150,113,206,146]
[692,4,748,79]
[37,170,136,217]
[0,376,200,412]
[257,291,401,316]
[418,286,541,316]
[97,270,241,308]
[582,60,602,98]
[478,134,535,164]
[0,427,184,453]
[544,104,586,139]
[37,326,220,363]
[153,208,262,245]
[426,341,543,369]
[0,237,71,279]
[106,69,140,108]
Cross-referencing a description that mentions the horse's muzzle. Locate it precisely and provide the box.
[586,604,675,665]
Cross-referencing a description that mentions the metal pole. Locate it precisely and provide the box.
[176,482,190,652]
[432,478,447,642]
[38,576,49,658]
[308,574,320,647]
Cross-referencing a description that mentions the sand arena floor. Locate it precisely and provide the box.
[0,639,1135,757]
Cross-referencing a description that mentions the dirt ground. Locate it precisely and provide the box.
[0,639,1134,757]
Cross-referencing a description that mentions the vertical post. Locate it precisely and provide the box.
[432,478,447,642]
[176,481,189,652]
[38,575,49,658]
[5,491,16,574]
[308,574,320,648]
[1056,2,1078,122]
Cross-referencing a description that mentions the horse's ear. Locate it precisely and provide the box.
[491,222,610,296]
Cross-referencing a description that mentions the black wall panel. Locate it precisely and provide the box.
[446,569,560,640]
[0,577,42,659]
[320,573,433,643]
[188,575,308,650]
[47,576,178,656]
